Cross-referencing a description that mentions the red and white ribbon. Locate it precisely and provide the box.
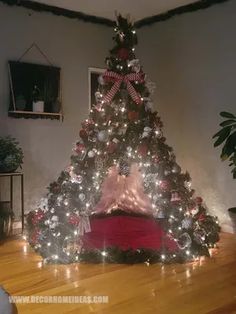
[103,71,144,105]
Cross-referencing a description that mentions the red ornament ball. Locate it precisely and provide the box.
[160,180,170,191]
[117,48,129,60]
[75,143,85,154]
[153,155,160,164]
[128,111,139,121]
[82,119,94,131]
[107,142,117,154]
[198,213,206,222]
[138,143,148,156]
[68,214,80,226]
[195,196,203,205]
[32,209,45,225]
[79,129,88,140]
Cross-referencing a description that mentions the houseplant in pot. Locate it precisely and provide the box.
[0,136,24,173]
[213,111,236,232]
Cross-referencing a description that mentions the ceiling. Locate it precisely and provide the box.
[31,0,197,21]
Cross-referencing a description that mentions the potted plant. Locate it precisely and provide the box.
[0,136,24,173]
[213,111,236,231]
[32,85,44,112]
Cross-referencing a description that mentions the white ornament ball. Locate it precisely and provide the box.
[177,232,192,249]
[182,217,193,229]
[98,130,109,142]
[191,206,199,216]
[76,175,83,184]
[51,215,59,222]
[79,193,85,201]
[153,195,158,202]
[142,131,149,138]
[172,163,181,174]
[88,150,95,158]
[144,126,152,133]
[95,91,103,102]
[50,222,58,229]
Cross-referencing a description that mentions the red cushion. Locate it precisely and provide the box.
[82,215,178,251]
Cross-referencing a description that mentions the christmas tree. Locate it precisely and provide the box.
[26,15,220,264]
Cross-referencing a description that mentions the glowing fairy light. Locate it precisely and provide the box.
[161,254,166,260]
[101,251,107,257]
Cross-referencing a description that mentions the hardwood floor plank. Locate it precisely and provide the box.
[0,232,235,314]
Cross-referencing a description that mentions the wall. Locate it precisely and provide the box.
[0,1,235,232]
[137,0,236,232]
[0,3,112,218]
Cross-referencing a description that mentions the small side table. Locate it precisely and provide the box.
[0,172,24,233]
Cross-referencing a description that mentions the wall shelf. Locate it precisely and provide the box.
[8,110,63,121]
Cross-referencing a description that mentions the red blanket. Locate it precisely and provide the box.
[82,215,178,251]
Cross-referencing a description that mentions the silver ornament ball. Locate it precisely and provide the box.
[172,163,181,174]
[97,130,109,142]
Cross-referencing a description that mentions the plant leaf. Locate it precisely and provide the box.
[220,111,236,119]
[213,126,232,146]
[221,131,236,158]
[220,119,236,127]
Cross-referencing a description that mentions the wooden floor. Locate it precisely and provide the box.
[0,233,236,314]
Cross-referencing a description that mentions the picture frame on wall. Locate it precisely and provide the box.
[8,60,63,120]
[88,67,105,109]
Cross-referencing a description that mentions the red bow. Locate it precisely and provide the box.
[103,71,144,105]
